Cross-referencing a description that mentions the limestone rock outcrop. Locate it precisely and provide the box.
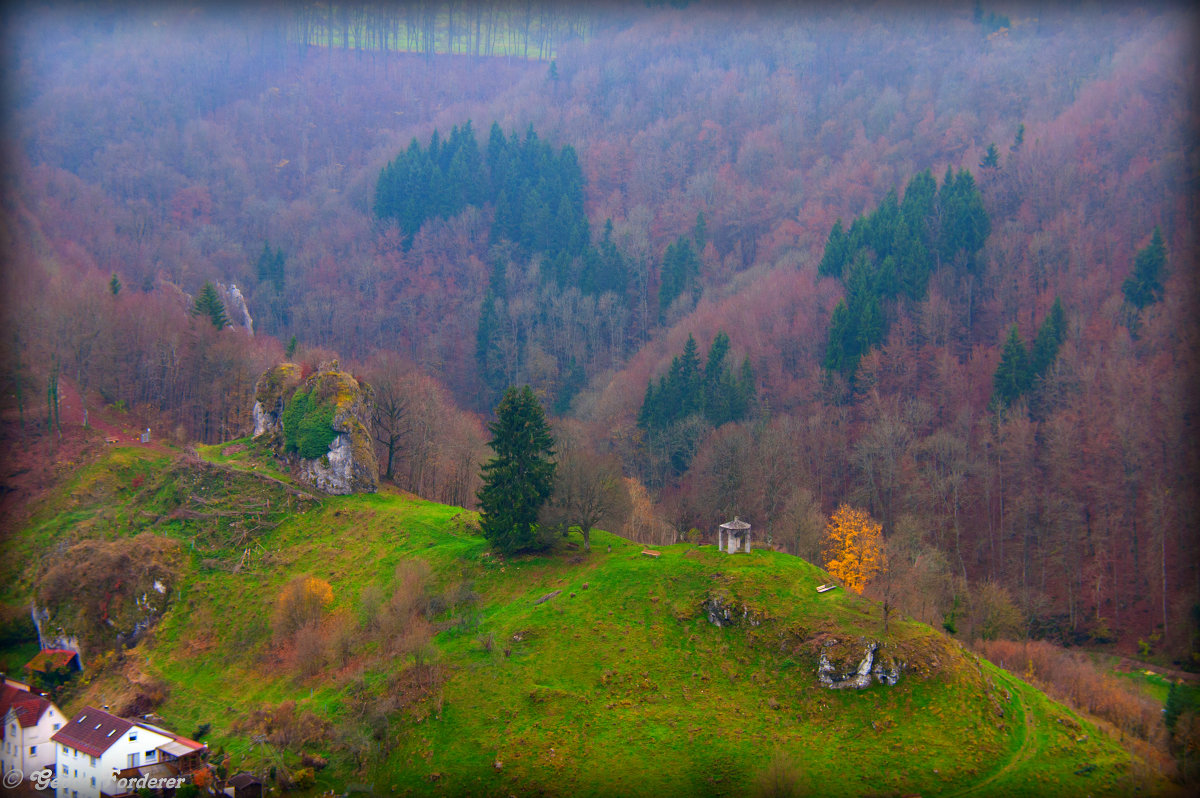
[817,637,904,689]
[253,362,302,446]
[703,591,765,628]
[252,361,378,494]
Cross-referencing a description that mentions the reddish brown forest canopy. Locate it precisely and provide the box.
[1,4,1196,656]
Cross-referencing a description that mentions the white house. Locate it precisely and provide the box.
[51,707,206,798]
[1,675,64,781]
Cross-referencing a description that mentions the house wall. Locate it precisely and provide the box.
[1,703,63,781]
[55,725,171,798]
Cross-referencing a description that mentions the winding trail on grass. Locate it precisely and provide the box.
[946,674,1035,797]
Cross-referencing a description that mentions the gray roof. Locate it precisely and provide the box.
[720,517,750,530]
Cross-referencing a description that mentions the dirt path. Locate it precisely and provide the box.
[946,672,1035,797]
[55,377,169,451]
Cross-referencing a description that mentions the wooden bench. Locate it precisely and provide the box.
[641,549,661,558]
[816,583,838,593]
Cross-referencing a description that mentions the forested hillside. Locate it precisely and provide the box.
[2,0,1197,671]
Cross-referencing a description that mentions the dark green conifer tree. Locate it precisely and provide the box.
[1010,123,1025,154]
[693,211,708,250]
[192,281,229,329]
[1029,298,1066,379]
[980,143,1000,170]
[1122,227,1167,310]
[823,299,856,375]
[477,386,557,553]
[991,324,1030,410]
[818,219,849,279]
[659,237,700,315]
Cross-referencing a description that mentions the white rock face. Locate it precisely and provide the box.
[252,400,269,437]
[300,433,356,495]
[218,281,254,333]
[31,604,85,667]
[817,640,902,689]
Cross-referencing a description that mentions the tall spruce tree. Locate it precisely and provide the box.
[477,386,557,553]
[1029,297,1066,379]
[991,324,1030,410]
[1122,227,1167,310]
[192,281,229,329]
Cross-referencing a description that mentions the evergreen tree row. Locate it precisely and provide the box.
[821,167,990,377]
[373,121,486,240]
[374,122,607,294]
[637,332,756,432]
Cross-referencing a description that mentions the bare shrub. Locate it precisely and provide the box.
[118,678,169,716]
[966,581,1025,641]
[623,476,678,545]
[357,583,385,632]
[292,622,327,680]
[232,700,330,753]
[372,559,434,659]
[327,610,360,669]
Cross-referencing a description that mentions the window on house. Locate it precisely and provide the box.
[90,756,96,766]
[62,745,69,754]
[127,752,140,768]
[90,777,95,787]
[145,750,156,760]
[29,746,36,756]
[129,731,137,741]
[53,723,61,730]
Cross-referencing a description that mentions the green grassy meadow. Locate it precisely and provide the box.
[3,443,1175,796]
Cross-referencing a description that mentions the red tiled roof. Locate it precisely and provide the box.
[1,677,40,728]
[9,695,51,727]
[51,706,133,758]
[25,649,81,673]
[137,721,207,755]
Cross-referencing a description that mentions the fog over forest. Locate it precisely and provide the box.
[1,2,1198,776]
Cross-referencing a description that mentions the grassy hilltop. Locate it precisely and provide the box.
[2,440,1172,796]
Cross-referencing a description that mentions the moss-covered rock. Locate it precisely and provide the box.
[252,362,301,447]
[253,360,378,494]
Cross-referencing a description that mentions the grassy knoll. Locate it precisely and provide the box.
[2,444,1176,796]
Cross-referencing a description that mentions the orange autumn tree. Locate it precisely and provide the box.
[273,575,334,641]
[823,504,886,593]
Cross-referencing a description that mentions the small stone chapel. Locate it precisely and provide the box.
[717,516,752,554]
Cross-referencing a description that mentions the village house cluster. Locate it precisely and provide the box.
[1,674,208,798]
